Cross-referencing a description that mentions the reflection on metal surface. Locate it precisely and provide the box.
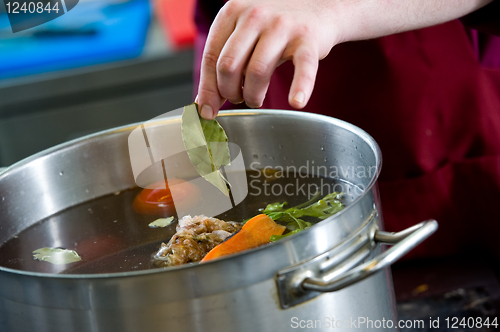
[276,211,379,308]
[302,220,438,292]
[277,217,438,308]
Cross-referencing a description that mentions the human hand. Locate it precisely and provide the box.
[196,0,340,119]
[195,0,493,119]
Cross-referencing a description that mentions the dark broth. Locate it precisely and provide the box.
[0,171,359,274]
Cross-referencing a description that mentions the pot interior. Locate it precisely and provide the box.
[0,110,381,275]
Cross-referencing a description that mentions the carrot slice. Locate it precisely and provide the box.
[200,214,286,262]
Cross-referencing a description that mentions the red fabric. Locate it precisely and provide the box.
[193,7,500,259]
[261,21,500,259]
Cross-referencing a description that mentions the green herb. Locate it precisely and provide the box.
[149,216,175,228]
[32,247,82,265]
[262,201,287,212]
[261,192,344,241]
[181,103,231,196]
[270,229,302,241]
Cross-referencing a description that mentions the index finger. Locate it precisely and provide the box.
[197,7,237,120]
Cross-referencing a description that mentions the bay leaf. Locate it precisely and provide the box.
[149,216,175,228]
[181,103,231,196]
[33,247,82,265]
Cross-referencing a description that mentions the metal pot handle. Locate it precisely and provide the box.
[276,219,438,308]
[302,220,438,292]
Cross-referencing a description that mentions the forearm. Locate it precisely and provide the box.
[334,0,494,43]
[196,0,494,119]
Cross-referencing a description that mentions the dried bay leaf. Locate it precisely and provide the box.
[33,247,82,265]
[181,103,231,196]
[149,216,175,228]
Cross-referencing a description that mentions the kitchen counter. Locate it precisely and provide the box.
[393,254,500,331]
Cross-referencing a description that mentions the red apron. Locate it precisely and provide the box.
[194,14,500,259]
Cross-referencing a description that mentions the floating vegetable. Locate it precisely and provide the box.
[149,216,175,228]
[200,214,286,262]
[33,247,82,265]
[133,178,199,216]
[181,103,231,196]
[261,192,344,241]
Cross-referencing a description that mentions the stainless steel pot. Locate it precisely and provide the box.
[0,110,437,332]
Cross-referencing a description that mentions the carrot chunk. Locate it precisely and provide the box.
[200,214,286,262]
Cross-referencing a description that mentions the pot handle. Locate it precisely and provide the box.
[301,220,438,293]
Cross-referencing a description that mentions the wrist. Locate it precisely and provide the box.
[330,0,495,44]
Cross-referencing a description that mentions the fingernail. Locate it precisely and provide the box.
[293,91,305,106]
[194,94,199,104]
[200,104,214,119]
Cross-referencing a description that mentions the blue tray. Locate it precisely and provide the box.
[0,0,151,80]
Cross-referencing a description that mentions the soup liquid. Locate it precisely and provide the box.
[0,171,358,274]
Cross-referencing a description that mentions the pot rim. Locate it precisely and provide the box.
[0,109,382,279]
